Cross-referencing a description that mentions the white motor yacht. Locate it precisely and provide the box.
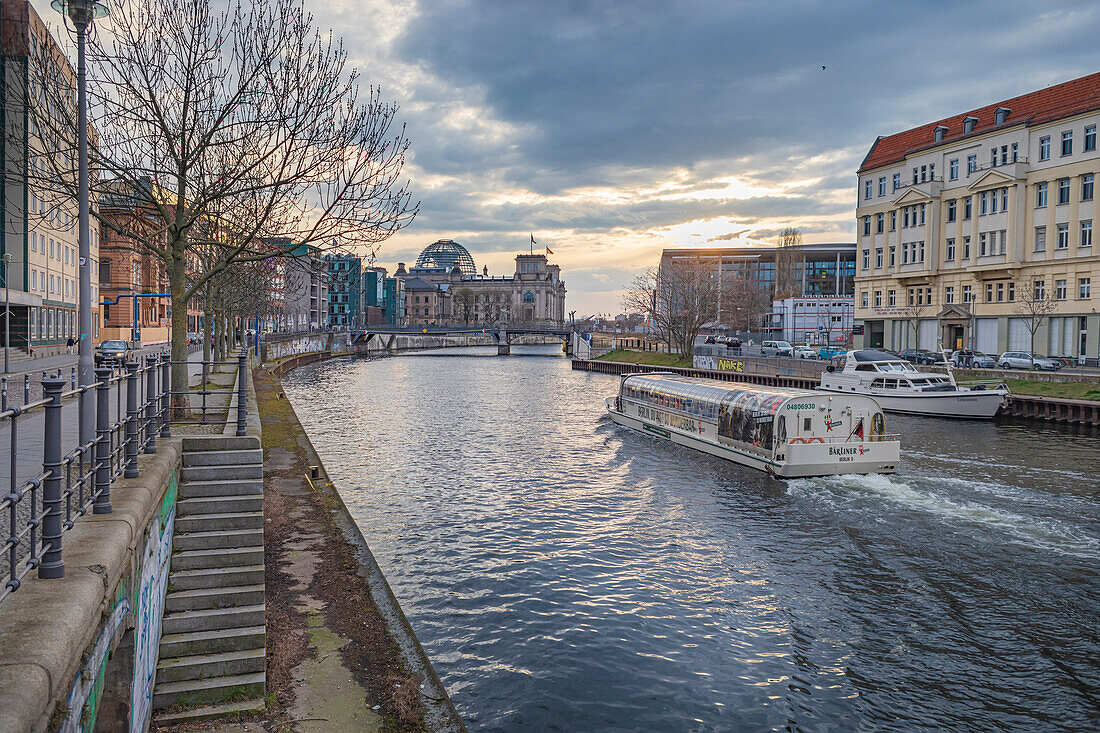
[818,350,1009,419]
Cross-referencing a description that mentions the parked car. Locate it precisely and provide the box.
[761,340,793,357]
[996,351,1062,370]
[898,348,946,366]
[186,332,202,345]
[818,345,845,360]
[704,335,717,344]
[726,337,742,349]
[793,344,818,359]
[95,340,133,366]
[950,349,996,369]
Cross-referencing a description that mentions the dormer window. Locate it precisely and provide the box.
[934,125,948,143]
[994,107,1010,125]
[963,116,979,134]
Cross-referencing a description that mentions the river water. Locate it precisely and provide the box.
[281,346,1099,732]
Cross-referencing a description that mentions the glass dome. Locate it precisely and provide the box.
[413,239,476,277]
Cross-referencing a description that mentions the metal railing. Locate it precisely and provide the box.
[0,350,249,605]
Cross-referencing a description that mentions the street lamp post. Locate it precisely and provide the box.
[52,0,108,452]
[3,252,11,373]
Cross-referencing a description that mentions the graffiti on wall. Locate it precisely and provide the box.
[57,595,132,733]
[129,471,177,732]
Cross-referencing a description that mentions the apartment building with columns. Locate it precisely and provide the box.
[853,72,1100,362]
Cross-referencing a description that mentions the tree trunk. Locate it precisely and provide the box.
[203,285,214,364]
[168,260,190,415]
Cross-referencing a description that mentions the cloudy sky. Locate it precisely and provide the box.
[71,0,1099,314]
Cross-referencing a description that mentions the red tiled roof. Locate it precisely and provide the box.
[859,72,1100,173]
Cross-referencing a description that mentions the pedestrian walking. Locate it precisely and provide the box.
[66,336,75,354]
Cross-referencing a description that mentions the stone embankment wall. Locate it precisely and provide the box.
[0,441,182,732]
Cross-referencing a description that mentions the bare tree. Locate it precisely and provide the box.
[623,259,725,358]
[1012,277,1059,368]
[26,0,417,407]
[773,227,803,300]
[897,301,927,351]
[452,288,476,324]
[722,272,770,335]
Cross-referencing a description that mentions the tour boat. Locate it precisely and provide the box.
[817,350,1009,419]
[605,373,899,478]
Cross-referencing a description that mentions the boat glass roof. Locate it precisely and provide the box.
[622,373,815,403]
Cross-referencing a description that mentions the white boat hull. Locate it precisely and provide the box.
[606,403,899,478]
[817,386,1005,418]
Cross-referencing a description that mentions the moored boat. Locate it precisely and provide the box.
[818,350,1010,419]
[605,373,899,478]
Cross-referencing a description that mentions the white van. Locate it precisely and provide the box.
[761,340,793,357]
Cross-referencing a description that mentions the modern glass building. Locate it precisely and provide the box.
[660,243,856,297]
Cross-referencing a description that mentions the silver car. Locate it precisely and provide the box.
[950,350,996,368]
[996,351,1061,370]
[793,345,818,359]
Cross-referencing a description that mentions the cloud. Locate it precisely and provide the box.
[309,0,1099,313]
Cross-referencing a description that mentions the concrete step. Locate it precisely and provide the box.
[162,603,265,635]
[174,529,263,552]
[152,671,265,711]
[183,448,264,467]
[171,564,265,591]
[181,464,263,482]
[179,479,263,499]
[176,511,263,533]
[177,495,262,516]
[156,648,265,684]
[152,698,266,726]
[172,547,264,572]
[182,435,260,453]
[159,625,265,658]
[166,584,265,613]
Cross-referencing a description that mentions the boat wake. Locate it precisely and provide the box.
[786,473,1100,560]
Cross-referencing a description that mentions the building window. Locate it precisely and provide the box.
[875,248,883,268]
[903,208,910,228]
[888,290,896,306]
[861,291,868,308]
[945,238,955,261]
[947,199,956,222]
[1082,220,1093,248]
[1058,178,1070,205]
[862,249,869,270]
[967,154,977,173]
[876,213,884,234]
[1083,173,1094,201]
[1055,279,1067,301]
[1057,223,1069,249]
[878,177,886,196]
[892,173,901,191]
[964,196,972,219]
[1039,136,1050,160]
[985,283,993,303]
[901,243,909,264]
[1034,280,1045,300]
[920,204,926,225]
[890,210,896,231]
[1080,278,1091,299]
[1036,182,1047,207]
[1085,125,1096,152]
[979,191,988,215]
[918,241,925,263]
[1001,188,1008,212]
[996,283,1004,302]
[963,285,973,303]
[963,236,971,259]
[863,216,871,236]
[1034,226,1046,252]
[1008,282,1015,302]
[979,232,988,256]
[874,291,882,307]
[889,245,896,267]
[948,159,958,180]
[1012,142,1019,161]
[1061,130,1073,156]
[945,286,954,304]
[864,180,872,200]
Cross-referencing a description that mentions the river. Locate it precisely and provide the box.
[281,346,1099,732]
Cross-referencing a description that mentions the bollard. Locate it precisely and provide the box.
[124,360,140,479]
[70,367,76,390]
[1,376,6,412]
[93,368,113,514]
[236,351,248,436]
[24,373,30,404]
[144,355,158,454]
[160,352,171,438]
[39,377,65,579]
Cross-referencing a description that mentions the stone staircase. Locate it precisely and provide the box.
[152,436,267,725]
